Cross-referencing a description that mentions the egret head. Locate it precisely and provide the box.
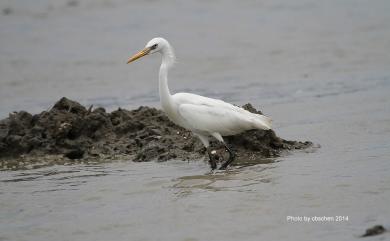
[127,37,173,64]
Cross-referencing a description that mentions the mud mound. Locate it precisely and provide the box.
[0,97,312,169]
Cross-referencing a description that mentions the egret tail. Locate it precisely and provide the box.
[251,114,272,130]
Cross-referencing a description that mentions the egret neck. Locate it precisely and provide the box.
[158,45,175,115]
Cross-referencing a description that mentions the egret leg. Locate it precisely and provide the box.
[207,147,217,170]
[209,132,236,170]
[194,133,217,169]
[219,143,235,170]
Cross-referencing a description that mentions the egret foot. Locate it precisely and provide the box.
[219,144,235,170]
[207,148,218,170]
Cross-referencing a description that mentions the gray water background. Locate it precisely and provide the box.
[1,0,390,240]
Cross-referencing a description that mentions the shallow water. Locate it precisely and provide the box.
[1,0,390,240]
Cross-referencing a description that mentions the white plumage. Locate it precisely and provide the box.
[127,37,272,169]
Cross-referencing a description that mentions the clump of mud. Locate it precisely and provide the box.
[0,97,312,169]
[361,225,387,237]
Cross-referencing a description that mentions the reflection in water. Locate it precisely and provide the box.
[173,165,275,197]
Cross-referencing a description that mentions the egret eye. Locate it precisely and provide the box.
[151,44,158,50]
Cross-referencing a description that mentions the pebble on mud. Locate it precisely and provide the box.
[0,97,313,169]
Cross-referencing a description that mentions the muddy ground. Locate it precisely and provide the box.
[0,97,312,169]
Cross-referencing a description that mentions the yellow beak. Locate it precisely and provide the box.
[127,47,152,64]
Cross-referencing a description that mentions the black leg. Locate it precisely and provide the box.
[207,147,217,170]
[219,143,235,170]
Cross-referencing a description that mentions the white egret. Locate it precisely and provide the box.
[127,37,272,169]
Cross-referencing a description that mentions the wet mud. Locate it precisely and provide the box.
[0,97,312,169]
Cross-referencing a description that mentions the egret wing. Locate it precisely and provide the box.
[173,93,272,132]
[173,93,239,110]
[178,103,254,136]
